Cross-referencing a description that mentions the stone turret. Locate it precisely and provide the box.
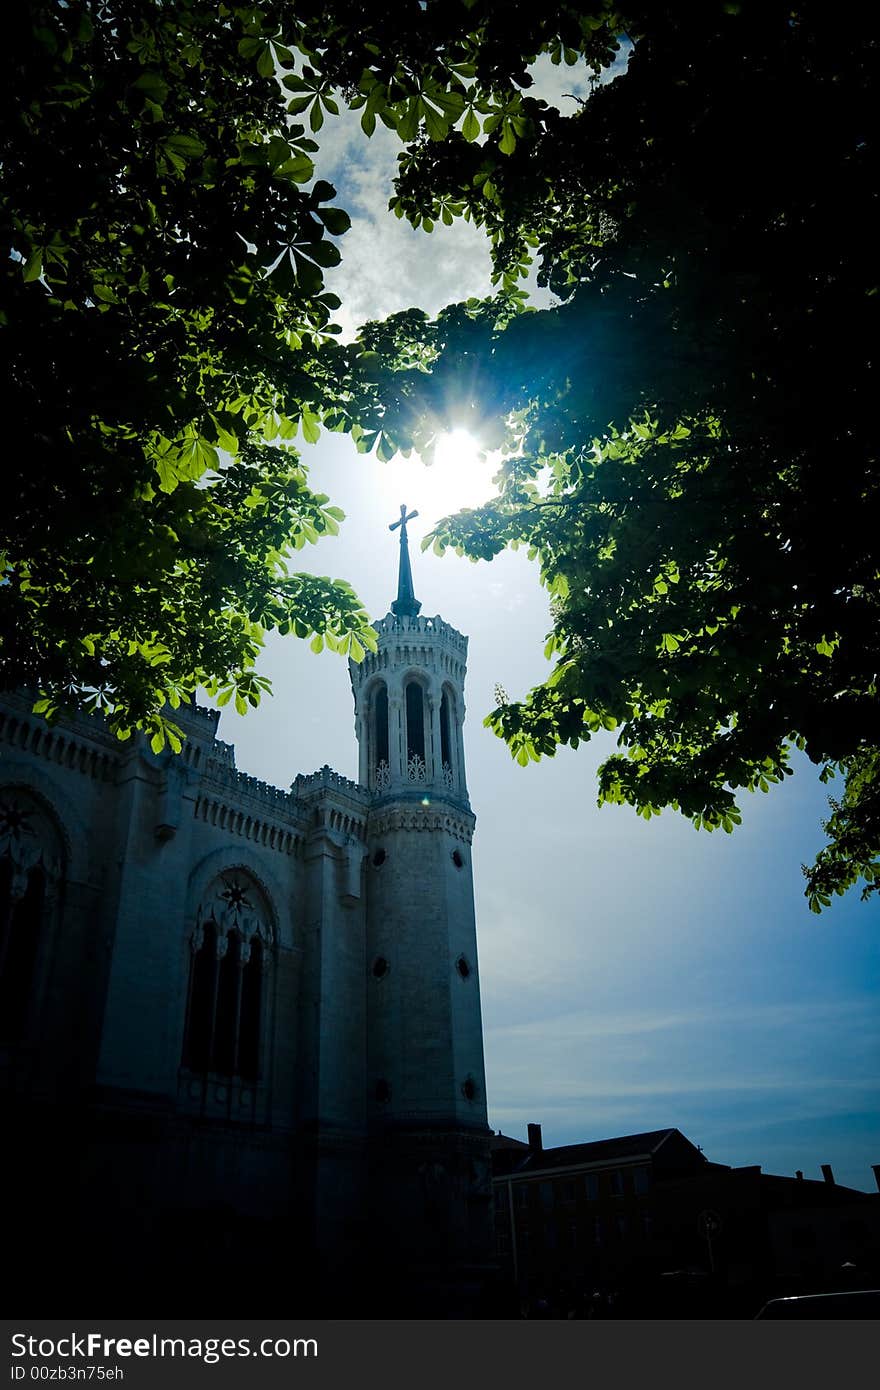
[349,505,491,1304]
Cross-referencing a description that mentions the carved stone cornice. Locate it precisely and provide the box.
[367,801,475,844]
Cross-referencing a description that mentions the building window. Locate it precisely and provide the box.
[593,1217,605,1246]
[238,938,262,1079]
[516,1185,529,1210]
[497,1231,511,1255]
[0,790,64,1045]
[0,858,45,1042]
[633,1165,651,1195]
[440,689,453,769]
[405,680,426,771]
[641,1214,654,1240]
[494,1187,507,1213]
[372,684,389,778]
[585,1173,600,1201]
[616,1215,628,1240]
[540,1181,554,1209]
[183,871,272,1081]
[560,1180,576,1203]
[610,1169,625,1196]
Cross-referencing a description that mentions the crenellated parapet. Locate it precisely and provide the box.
[292,764,370,803]
[0,695,122,783]
[292,765,370,843]
[372,611,468,652]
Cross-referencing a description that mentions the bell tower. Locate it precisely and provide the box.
[349,504,491,1305]
[353,504,469,805]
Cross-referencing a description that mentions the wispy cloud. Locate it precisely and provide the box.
[310,113,492,337]
[483,991,880,1178]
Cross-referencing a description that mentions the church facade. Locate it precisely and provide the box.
[1,518,492,1312]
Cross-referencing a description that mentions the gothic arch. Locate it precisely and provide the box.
[403,672,430,778]
[362,677,390,789]
[0,759,90,884]
[185,846,287,947]
[0,782,68,1044]
[181,860,279,1083]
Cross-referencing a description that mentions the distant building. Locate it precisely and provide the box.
[491,1124,880,1315]
[1,512,492,1313]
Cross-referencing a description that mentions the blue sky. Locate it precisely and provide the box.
[220,55,880,1193]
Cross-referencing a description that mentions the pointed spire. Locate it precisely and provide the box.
[389,503,421,617]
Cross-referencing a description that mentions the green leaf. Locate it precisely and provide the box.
[462,108,480,142]
[133,71,169,103]
[318,207,351,236]
[301,410,321,444]
[499,121,517,155]
[423,102,448,142]
[22,250,43,283]
[305,239,341,268]
[256,45,275,79]
[397,100,420,142]
[163,132,206,160]
[278,153,314,183]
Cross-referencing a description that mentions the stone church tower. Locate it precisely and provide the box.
[0,506,492,1314]
[351,506,490,1285]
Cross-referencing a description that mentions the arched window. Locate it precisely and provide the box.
[0,791,64,1045]
[0,860,44,1041]
[440,689,453,767]
[183,871,272,1081]
[372,683,389,787]
[406,680,426,780]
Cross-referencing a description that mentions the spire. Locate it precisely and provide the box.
[389,503,422,617]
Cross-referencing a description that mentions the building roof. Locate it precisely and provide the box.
[492,1128,704,1178]
[489,1131,531,1175]
[489,1132,529,1151]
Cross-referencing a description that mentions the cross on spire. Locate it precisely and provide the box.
[389,503,421,617]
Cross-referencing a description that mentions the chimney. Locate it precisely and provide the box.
[795,1171,803,1181]
[821,1164,835,1185]
[527,1123,543,1152]
[871,1164,880,1193]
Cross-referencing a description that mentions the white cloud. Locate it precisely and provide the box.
[309,111,493,337]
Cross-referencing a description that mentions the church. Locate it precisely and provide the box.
[1,511,493,1314]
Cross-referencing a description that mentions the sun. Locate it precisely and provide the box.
[433,427,483,475]
[415,428,499,522]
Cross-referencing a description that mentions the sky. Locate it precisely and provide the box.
[219,55,880,1193]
